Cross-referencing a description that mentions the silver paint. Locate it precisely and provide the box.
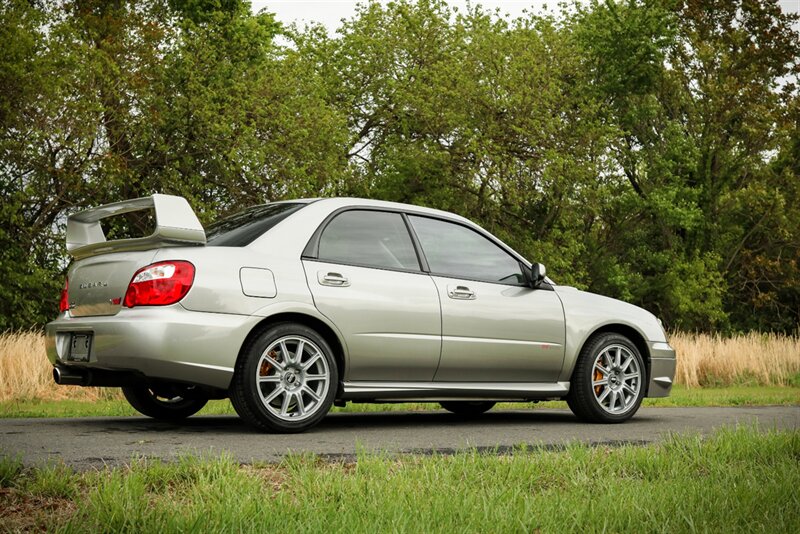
[46,195,676,402]
[67,194,206,260]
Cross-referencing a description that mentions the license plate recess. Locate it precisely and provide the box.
[67,333,92,362]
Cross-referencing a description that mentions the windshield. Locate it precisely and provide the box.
[206,203,305,247]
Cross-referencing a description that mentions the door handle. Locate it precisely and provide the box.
[448,285,476,300]
[318,271,350,287]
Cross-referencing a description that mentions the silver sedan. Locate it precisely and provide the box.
[46,195,676,432]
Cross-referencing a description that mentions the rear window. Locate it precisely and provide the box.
[206,203,305,247]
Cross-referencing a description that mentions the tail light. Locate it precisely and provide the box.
[123,261,195,308]
[59,278,70,313]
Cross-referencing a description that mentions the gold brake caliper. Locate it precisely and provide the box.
[594,368,604,395]
[259,350,280,376]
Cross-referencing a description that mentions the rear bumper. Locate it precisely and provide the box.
[647,341,677,398]
[45,305,260,390]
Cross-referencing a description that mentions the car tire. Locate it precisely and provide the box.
[566,332,647,424]
[122,386,208,420]
[439,401,496,415]
[230,322,338,433]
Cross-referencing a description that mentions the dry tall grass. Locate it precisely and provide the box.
[671,331,800,388]
[0,331,120,402]
[0,331,798,402]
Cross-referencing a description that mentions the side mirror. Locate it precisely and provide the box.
[532,262,546,285]
[522,262,547,288]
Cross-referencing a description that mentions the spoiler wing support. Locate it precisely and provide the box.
[66,194,206,259]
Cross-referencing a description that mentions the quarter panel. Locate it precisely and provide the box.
[161,248,316,317]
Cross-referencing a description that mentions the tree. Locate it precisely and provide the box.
[571,0,800,331]
[0,0,346,328]
[1,0,798,333]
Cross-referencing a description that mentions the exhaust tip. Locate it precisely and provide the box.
[53,365,87,386]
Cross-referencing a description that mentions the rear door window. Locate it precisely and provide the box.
[317,210,420,271]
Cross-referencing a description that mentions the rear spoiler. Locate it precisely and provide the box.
[66,194,206,259]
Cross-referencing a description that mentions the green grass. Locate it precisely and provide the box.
[643,384,800,407]
[0,427,798,532]
[0,398,236,418]
[0,385,796,418]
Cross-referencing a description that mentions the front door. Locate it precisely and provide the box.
[407,215,566,383]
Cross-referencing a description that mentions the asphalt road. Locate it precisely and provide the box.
[1,406,797,468]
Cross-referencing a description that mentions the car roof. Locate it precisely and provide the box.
[304,197,473,225]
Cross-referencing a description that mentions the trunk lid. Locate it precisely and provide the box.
[67,251,157,317]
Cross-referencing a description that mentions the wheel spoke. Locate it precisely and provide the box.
[305,373,327,381]
[296,393,306,416]
[302,352,322,371]
[592,378,607,387]
[295,340,305,363]
[262,386,284,404]
[622,353,634,371]
[622,383,637,395]
[598,387,611,403]
[595,363,611,375]
[258,375,280,383]
[280,341,291,363]
[624,372,640,381]
[615,347,622,367]
[603,350,613,369]
[280,391,292,416]
[610,390,618,411]
[302,385,321,402]
[262,353,284,372]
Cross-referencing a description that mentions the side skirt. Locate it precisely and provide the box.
[341,381,570,402]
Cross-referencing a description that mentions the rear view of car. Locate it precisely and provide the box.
[47,195,307,421]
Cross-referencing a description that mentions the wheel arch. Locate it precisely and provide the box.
[569,323,651,386]
[236,311,347,395]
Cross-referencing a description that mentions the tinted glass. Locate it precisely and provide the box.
[318,211,420,270]
[409,216,524,284]
[206,203,304,247]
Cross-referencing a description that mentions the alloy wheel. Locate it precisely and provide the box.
[254,335,331,422]
[590,344,642,414]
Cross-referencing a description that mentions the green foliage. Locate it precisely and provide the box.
[19,461,78,499]
[570,0,800,330]
[0,0,798,332]
[0,454,24,487]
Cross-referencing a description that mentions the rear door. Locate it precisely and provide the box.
[407,215,566,383]
[302,210,441,381]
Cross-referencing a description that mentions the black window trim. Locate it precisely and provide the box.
[302,205,553,290]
